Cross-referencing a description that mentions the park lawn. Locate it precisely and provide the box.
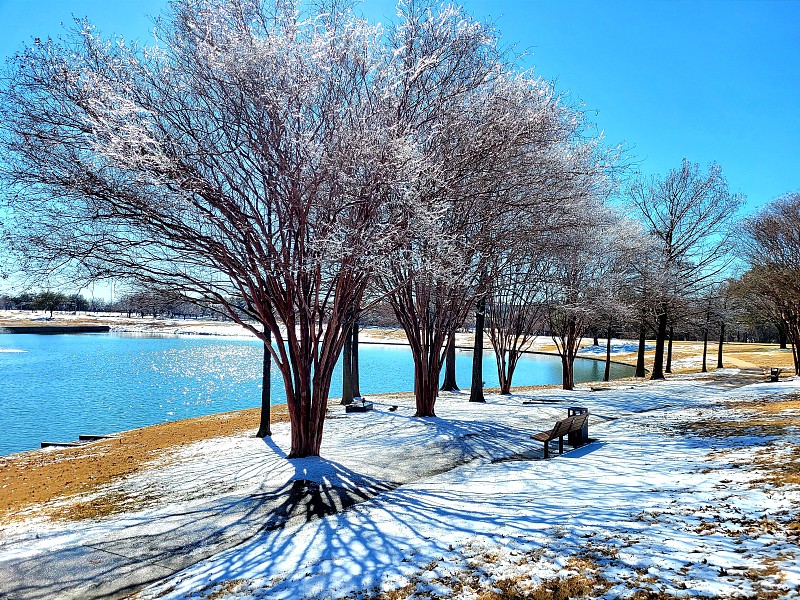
[1,369,798,599]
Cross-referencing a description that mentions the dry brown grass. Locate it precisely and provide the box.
[53,490,165,521]
[199,579,248,600]
[751,445,800,487]
[679,416,795,438]
[728,395,800,414]
[475,556,613,600]
[679,393,800,440]
[355,552,613,600]
[0,404,289,521]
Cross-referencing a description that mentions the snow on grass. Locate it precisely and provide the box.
[132,376,799,600]
[577,341,655,356]
[3,373,800,599]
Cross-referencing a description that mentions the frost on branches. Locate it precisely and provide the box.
[0,0,402,457]
[0,0,620,454]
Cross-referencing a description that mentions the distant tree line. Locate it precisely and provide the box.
[0,289,218,320]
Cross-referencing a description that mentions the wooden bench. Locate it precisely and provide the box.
[531,412,589,458]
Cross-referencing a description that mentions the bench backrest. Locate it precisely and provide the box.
[549,417,575,440]
[569,412,589,432]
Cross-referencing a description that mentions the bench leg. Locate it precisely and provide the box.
[558,436,564,454]
[543,440,549,458]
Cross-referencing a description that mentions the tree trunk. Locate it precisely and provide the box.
[440,334,459,391]
[256,333,272,438]
[702,327,709,373]
[556,314,580,391]
[593,333,599,346]
[793,339,800,376]
[413,355,439,416]
[650,307,668,380]
[341,326,353,405]
[287,380,330,458]
[500,349,517,394]
[470,297,486,403]
[603,323,612,382]
[635,318,647,377]
[717,321,725,369]
[778,324,787,349]
[351,320,361,398]
[665,326,674,374]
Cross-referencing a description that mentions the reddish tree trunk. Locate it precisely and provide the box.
[499,349,517,394]
[560,315,578,391]
[561,352,575,390]
[413,353,439,417]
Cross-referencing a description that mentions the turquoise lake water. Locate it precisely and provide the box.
[0,333,635,456]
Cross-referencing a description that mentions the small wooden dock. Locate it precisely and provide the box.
[1,325,111,334]
[41,434,115,449]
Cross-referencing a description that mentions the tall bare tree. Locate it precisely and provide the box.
[486,254,548,394]
[546,211,641,390]
[741,193,800,375]
[626,160,743,380]
[0,0,407,457]
[377,3,614,415]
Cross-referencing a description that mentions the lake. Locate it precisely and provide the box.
[0,332,635,456]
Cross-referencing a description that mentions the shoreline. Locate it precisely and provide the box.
[0,404,292,520]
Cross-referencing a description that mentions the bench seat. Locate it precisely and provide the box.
[532,412,589,458]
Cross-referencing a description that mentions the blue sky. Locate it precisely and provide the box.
[0,0,798,215]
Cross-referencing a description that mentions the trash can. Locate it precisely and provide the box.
[567,406,589,447]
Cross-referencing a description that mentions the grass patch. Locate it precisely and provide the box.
[355,552,613,600]
[728,395,800,414]
[752,445,800,487]
[678,394,800,439]
[679,418,793,438]
[200,579,248,600]
[0,404,290,522]
[50,490,161,521]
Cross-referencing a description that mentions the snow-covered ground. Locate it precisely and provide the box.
[577,341,655,356]
[2,371,799,599]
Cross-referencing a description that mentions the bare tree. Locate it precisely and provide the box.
[377,3,612,415]
[741,193,800,374]
[546,209,640,390]
[626,160,743,380]
[0,0,407,457]
[486,255,548,394]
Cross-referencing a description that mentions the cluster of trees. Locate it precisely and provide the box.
[0,0,617,457]
[0,0,794,458]
[1,291,83,316]
[738,193,800,374]
[0,289,218,319]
